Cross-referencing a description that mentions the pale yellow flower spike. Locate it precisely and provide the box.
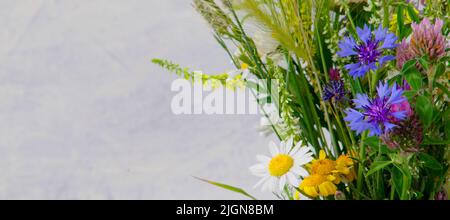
[241,63,249,70]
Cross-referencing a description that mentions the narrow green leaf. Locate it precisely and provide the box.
[396,6,405,37]
[401,59,418,73]
[405,5,419,22]
[366,161,393,177]
[417,56,430,70]
[422,138,450,146]
[194,177,257,200]
[392,165,412,200]
[418,153,443,171]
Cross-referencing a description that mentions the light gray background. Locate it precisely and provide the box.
[0,0,273,199]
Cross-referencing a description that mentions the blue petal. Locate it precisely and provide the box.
[379,55,395,66]
[387,83,406,105]
[379,33,399,49]
[337,37,357,57]
[368,123,383,136]
[345,109,372,135]
[374,25,387,42]
[357,25,372,43]
[344,62,361,77]
[350,120,372,135]
[384,122,398,132]
[354,94,371,109]
[345,63,368,79]
[344,109,364,123]
[350,63,370,78]
[355,122,373,135]
[368,62,378,72]
[392,111,407,120]
[377,82,390,99]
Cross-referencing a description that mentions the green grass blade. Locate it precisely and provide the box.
[194,177,257,200]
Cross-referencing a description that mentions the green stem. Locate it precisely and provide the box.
[331,106,351,154]
[342,1,357,36]
[298,11,338,157]
[382,0,390,28]
[357,131,369,198]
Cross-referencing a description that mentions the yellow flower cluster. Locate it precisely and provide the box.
[389,8,419,33]
[299,150,356,198]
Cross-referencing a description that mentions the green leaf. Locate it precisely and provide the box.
[404,68,423,90]
[405,5,419,22]
[415,96,434,128]
[417,56,430,70]
[434,62,446,79]
[418,153,443,171]
[403,90,417,101]
[364,136,380,148]
[392,165,412,200]
[422,138,450,146]
[396,6,405,37]
[194,177,257,200]
[366,161,393,177]
[401,59,418,73]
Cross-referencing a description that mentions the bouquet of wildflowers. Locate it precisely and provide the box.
[153,0,450,200]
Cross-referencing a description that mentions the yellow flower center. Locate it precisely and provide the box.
[268,154,294,177]
[311,159,336,176]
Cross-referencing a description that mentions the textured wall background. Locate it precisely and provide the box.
[0,0,273,199]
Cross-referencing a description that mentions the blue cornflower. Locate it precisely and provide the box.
[338,25,398,78]
[344,82,408,136]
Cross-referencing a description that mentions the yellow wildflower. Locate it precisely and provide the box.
[300,174,337,198]
[310,150,341,184]
[335,154,356,182]
[390,8,419,33]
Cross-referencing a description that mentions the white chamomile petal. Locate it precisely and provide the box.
[279,176,286,191]
[249,164,267,177]
[254,175,270,189]
[292,166,309,177]
[287,172,300,186]
[261,178,271,192]
[284,138,294,154]
[269,177,278,192]
[269,141,279,156]
[256,155,271,163]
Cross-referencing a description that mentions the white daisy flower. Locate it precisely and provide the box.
[249,138,313,192]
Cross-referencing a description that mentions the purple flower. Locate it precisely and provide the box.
[323,80,347,102]
[344,82,408,136]
[396,39,415,69]
[338,25,399,78]
[410,18,446,61]
[381,115,423,152]
[323,69,347,102]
